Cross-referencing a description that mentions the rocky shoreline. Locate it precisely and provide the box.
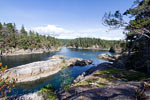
[7,61,150,100]
[0,47,62,56]
[3,55,92,83]
[67,46,109,51]
[3,54,150,100]
[67,46,122,53]
[57,53,150,100]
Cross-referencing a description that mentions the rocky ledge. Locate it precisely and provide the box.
[59,82,144,100]
[3,55,92,83]
[58,62,150,100]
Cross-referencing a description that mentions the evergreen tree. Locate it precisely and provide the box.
[103,0,150,73]
[0,22,61,51]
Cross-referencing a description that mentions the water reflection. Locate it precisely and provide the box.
[0,52,57,68]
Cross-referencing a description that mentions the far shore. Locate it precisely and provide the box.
[0,47,62,57]
[0,46,122,57]
[67,46,122,53]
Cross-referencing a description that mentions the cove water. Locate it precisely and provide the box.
[0,47,113,96]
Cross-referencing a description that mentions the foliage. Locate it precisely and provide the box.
[67,38,124,49]
[40,84,58,100]
[0,63,15,99]
[64,84,72,91]
[58,39,72,46]
[96,68,150,81]
[103,0,150,73]
[0,22,61,52]
[39,70,74,99]
[109,47,115,53]
[59,70,74,89]
[62,59,66,64]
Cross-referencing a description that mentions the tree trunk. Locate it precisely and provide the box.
[146,39,150,73]
[0,50,2,56]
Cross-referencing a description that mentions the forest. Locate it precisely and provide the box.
[66,38,125,50]
[0,23,61,52]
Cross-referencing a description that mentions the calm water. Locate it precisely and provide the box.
[0,47,113,96]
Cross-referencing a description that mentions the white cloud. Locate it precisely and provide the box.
[31,25,72,36]
[30,24,125,40]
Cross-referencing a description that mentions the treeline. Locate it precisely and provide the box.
[58,39,72,46]
[0,22,61,51]
[66,38,125,49]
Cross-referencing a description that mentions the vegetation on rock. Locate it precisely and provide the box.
[40,84,58,100]
[73,67,150,87]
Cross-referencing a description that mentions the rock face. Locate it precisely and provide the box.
[3,55,92,83]
[59,62,150,100]
[58,82,143,100]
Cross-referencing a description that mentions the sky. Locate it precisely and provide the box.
[0,0,133,40]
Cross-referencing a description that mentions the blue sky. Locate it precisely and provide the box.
[0,0,133,40]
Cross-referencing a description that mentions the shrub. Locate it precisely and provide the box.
[0,63,15,99]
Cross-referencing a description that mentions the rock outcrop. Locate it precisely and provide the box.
[98,53,128,69]
[98,54,115,62]
[98,54,121,62]
[59,62,150,100]
[74,62,112,83]
[3,55,92,83]
[58,82,143,100]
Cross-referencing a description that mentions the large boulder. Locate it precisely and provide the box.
[66,58,92,66]
[75,59,92,66]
